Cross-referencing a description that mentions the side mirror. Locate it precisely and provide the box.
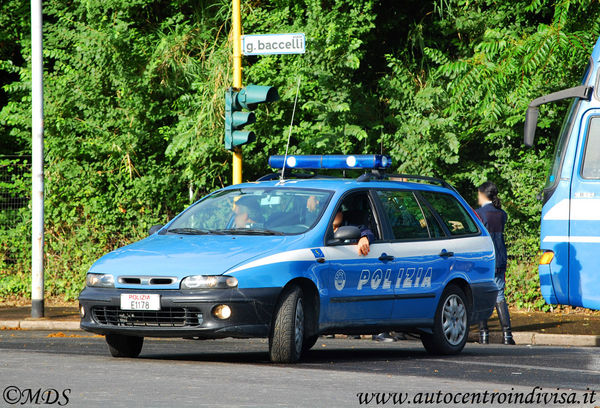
[523,85,593,147]
[330,226,361,244]
[523,106,539,147]
[148,224,164,235]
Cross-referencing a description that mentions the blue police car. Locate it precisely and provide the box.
[79,155,498,363]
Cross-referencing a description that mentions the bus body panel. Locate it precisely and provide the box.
[539,36,600,310]
[567,108,600,309]
[539,105,590,306]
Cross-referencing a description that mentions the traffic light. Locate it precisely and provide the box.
[224,85,279,151]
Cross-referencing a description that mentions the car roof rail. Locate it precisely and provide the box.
[387,173,459,194]
[257,169,458,194]
[357,171,459,194]
[356,170,384,182]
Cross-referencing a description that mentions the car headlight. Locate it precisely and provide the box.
[181,275,238,289]
[86,273,115,288]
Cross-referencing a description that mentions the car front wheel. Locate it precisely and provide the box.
[421,284,469,355]
[303,334,319,352]
[105,334,144,358]
[269,286,305,363]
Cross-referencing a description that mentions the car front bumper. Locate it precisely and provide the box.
[78,286,281,338]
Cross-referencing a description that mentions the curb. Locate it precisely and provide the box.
[0,320,81,331]
[1,321,599,347]
[467,331,600,347]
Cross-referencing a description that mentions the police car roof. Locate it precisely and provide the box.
[224,177,455,195]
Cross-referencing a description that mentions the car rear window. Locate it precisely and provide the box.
[419,192,478,236]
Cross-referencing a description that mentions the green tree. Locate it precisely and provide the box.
[1,0,599,309]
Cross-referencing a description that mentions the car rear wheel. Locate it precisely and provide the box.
[421,284,469,355]
[269,286,305,363]
[106,334,144,358]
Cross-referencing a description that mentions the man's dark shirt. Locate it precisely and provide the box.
[358,225,375,243]
[476,203,507,269]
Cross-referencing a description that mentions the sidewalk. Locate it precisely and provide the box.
[0,305,80,331]
[467,309,600,346]
[1,304,599,346]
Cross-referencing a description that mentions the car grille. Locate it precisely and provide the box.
[117,276,177,285]
[92,306,202,327]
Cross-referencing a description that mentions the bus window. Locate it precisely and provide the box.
[545,100,578,189]
[544,59,592,191]
[582,117,600,179]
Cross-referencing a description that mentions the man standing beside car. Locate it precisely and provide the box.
[475,182,515,346]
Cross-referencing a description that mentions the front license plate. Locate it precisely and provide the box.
[120,294,161,311]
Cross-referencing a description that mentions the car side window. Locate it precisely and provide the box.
[420,192,478,236]
[376,190,442,240]
[420,198,445,238]
[329,191,381,241]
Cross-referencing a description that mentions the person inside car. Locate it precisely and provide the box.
[233,196,262,228]
[332,210,374,256]
[306,194,374,255]
[306,195,320,213]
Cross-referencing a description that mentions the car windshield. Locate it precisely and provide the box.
[167,188,332,235]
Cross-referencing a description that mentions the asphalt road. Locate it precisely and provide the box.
[0,331,598,407]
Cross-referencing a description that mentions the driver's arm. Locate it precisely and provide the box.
[357,226,374,256]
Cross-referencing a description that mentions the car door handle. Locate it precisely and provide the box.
[439,250,454,258]
[378,253,395,262]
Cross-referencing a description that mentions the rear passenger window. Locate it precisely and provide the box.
[376,190,444,240]
[420,192,478,236]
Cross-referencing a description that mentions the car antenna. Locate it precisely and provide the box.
[279,77,301,183]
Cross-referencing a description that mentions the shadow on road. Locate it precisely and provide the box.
[138,340,537,365]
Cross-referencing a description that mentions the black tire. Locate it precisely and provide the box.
[421,284,469,355]
[106,334,144,358]
[303,334,319,352]
[269,286,305,363]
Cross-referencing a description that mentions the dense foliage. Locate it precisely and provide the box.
[1,0,599,308]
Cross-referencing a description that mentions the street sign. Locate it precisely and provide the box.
[242,33,305,56]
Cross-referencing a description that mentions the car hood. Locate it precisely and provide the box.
[89,233,303,279]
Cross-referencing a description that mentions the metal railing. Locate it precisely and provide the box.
[0,156,31,268]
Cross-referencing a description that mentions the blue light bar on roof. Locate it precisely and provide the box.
[268,154,392,170]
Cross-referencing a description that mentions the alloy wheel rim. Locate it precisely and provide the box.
[442,294,467,346]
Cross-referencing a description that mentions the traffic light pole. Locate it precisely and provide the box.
[231,0,243,185]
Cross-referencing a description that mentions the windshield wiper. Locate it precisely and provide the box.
[216,228,285,236]
[166,227,217,235]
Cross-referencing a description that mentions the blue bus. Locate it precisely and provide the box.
[524,36,600,311]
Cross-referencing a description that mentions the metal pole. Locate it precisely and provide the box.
[31,0,44,318]
[232,0,243,185]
